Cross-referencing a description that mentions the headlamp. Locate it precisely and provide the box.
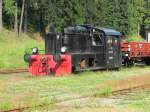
[61,46,67,53]
[32,47,39,54]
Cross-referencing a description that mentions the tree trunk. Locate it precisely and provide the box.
[24,3,27,32]
[0,0,3,31]
[138,23,140,36]
[14,1,18,33]
[19,0,25,36]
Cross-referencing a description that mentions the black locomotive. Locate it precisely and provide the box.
[46,25,122,72]
[25,25,123,76]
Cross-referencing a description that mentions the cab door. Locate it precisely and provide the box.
[91,33,105,67]
[45,33,62,54]
[105,36,121,69]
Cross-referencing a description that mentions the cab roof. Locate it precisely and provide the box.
[79,25,122,36]
[97,27,122,36]
[64,25,122,36]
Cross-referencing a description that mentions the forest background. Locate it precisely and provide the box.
[0,0,149,37]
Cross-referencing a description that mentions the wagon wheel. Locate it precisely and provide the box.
[145,59,150,66]
[127,60,134,67]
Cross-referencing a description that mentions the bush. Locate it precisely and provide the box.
[124,35,144,42]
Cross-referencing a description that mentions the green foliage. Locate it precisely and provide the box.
[126,0,145,35]
[142,0,150,30]
[2,0,149,39]
[4,0,150,35]
[125,35,145,42]
[3,0,16,16]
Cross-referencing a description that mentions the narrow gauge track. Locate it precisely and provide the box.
[0,68,28,74]
[1,80,150,112]
[0,65,145,75]
[112,83,150,95]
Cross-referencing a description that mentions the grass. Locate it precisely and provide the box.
[0,102,12,110]
[0,29,44,69]
[0,67,150,111]
[94,86,112,97]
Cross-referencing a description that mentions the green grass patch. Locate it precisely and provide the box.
[0,102,12,111]
[0,29,44,68]
[94,86,112,97]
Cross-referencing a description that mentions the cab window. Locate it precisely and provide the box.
[92,34,103,46]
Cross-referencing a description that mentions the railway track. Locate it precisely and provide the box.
[112,83,150,95]
[0,68,28,74]
[0,105,43,112]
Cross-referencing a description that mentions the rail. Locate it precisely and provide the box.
[0,68,28,74]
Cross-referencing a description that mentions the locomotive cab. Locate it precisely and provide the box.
[103,28,122,69]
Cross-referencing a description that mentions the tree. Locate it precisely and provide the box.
[0,0,2,31]
[4,0,17,31]
[14,1,18,32]
[24,2,27,32]
[19,0,25,35]
[142,0,150,30]
[1,0,148,38]
[126,0,145,36]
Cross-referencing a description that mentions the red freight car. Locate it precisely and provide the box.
[121,42,150,66]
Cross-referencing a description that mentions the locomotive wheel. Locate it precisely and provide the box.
[79,59,86,69]
[124,60,134,67]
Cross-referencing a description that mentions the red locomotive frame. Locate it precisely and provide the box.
[28,54,72,76]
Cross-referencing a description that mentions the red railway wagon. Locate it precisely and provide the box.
[121,42,150,66]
